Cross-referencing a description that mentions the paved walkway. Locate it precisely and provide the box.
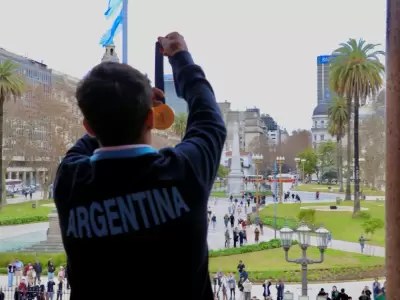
[0,275,382,299]
[207,198,385,256]
[6,192,43,205]
[0,197,385,256]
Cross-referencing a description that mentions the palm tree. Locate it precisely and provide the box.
[328,97,348,193]
[329,39,384,215]
[171,112,187,139]
[0,60,25,210]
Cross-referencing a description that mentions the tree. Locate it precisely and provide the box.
[217,165,229,179]
[171,113,187,139]
[248,135,274,175]
[0,60,25,210]
[277,130,311,170]
[296,147,318,177]
[330,39,385,215]
[328,96,348,192]
[317,140,336,181]
[360,107,385,190]
[362,218,384,238]
[26,82,84,200]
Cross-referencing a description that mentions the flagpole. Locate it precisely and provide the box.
[122,0,128,64]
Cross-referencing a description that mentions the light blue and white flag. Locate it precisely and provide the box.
[99,10,122,46]
[104,0,123,19]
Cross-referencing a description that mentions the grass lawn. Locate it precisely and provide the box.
[260,201,385,246]
[0,200,54,223]
[209,247,384,282]
[293,183,385,196]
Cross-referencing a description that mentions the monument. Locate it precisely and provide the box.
[23,208,65,253]
[228,122,244,196]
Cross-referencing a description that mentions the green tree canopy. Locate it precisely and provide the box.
[217,165,229,179]
[297,147,318,176]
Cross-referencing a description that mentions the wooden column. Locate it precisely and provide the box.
[386,0,400,297]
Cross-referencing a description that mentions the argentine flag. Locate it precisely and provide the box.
[100,0,123,46]
[104,0,123,19]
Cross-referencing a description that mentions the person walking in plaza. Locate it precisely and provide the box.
[233,227,238,248]
[254,227,260,244]
[224,214,229,228]
[225,229,231,248]
[47,261,55,280]
[14,258,24,286]
[8,262,14,287]
[56,278,63,300]
[262,279,271,300]
[230,214,235,228]
[47,279,55,300]
[228,273,236,300]
[242,279,252,300]
[33,260,42,285]
[212,214,217,231]
[276,279,284,300]
[372,278,381,300]
[239,230,244,247]
[359,235,366,253]
[331,286,340,300]
[228,204,232,215]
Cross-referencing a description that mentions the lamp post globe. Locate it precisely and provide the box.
[296,223,312,248]
[294,157,300,163]
[279,225,294,250]
[315,225,330,250]
[359,157,366,163]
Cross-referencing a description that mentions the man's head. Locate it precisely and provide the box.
[76,62,153,146]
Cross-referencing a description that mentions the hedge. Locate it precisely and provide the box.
[0,216,48,226]
[210,265,385,283]
[209,239,298,257]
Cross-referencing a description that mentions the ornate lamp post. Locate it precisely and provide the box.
[294,157,301,185]
[280,223,330,297]
[276,156,285,203]
[252,153,264,215]
[301,158,306,183]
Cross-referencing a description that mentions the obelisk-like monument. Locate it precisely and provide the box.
[228,122,244,196]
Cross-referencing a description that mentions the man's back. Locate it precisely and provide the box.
[54,34,226,300]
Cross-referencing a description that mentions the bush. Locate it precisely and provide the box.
[297,209,316,224]
[261,217,298,230]
[0,216,48,226]
[362,218,384,236]
[358,211,372,220]
[209,239,298,258]
[0,253,67,274]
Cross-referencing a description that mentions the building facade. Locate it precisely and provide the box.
[311,55,335,149]
[0,47,80,185]
[218,101,265,152]
[164,74,187,115]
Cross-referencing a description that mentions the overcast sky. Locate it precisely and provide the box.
[0,0,386,132]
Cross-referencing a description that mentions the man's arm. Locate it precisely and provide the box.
[169,51,227,189]
[61,134,99,165]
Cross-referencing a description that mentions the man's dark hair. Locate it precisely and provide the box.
[76,62,152,146]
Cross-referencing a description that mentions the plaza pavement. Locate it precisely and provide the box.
[1,195,385,256]
[0,274,382,299]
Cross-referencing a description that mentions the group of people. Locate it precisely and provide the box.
[212,261,285,300]
[316,278,386,300]
[4,258,69,300]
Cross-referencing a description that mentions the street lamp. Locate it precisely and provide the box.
[252,153,264,216]
[280,223,329,297]
[276,156,285,203]
[294,157,301,185]
[301,159,306,183]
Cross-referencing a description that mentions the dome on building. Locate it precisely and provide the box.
[312,103,330,116]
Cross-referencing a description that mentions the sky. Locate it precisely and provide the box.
[0,0,386,132]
